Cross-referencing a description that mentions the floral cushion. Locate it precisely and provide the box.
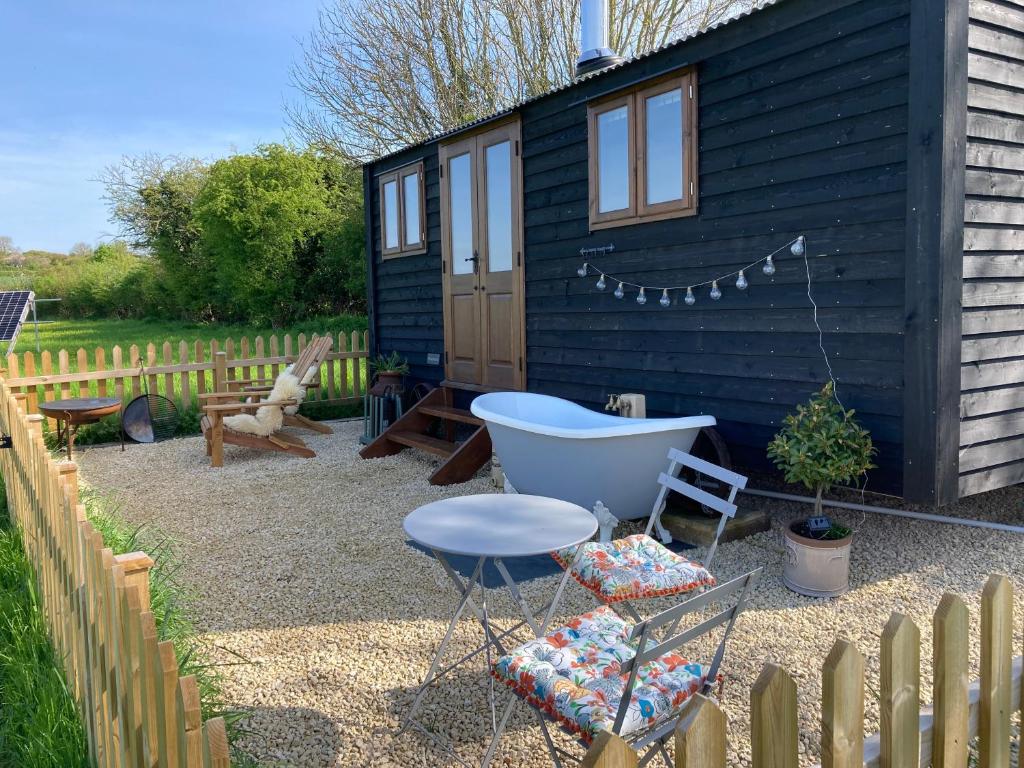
[491,606,707,744]
[551,534,715,604]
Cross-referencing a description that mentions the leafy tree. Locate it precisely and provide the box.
[100,155,209,317]
[290,0,756,158]
[0,236,23,266]
[193,145,363,326]
[767,382,876,516]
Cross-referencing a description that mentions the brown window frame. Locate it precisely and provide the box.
[587,68,697,230]
[379,161,426,259]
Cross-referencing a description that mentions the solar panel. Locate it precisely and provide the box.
[0,291,35,355]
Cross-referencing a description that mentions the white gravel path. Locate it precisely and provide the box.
[75,423,1023,767]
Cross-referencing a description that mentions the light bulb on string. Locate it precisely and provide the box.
[636,287,647,305]
[614,282,624,299]
[659,289,671,307]
[684,287,696,305]
[709,281,722,301]
[577,262,588,278]
[736,270,748,290]
[596,274,606,291]
[763,255,776,276]
[790,236,805,257]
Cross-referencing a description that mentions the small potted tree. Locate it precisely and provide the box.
[767,382,875,597]
[369,351,410,394]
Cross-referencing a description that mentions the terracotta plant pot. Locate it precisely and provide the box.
[371,371,404,395]
[782,521,852,598]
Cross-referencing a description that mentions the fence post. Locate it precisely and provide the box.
[979,574,1012,768]
[202,717,231,768]
[177,675,203,765]
[751,663,798,768]
[822,639,864,768]
[932,593,969,768]
[581,732,637,767]
[213,352,227,394]
[113,551,154,615]
[880,613,920,768]
[676,694,727,768]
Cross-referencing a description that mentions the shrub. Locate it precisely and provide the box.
[767,382,876,515]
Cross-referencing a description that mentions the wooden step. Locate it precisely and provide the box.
[430,424,493,485]
[387,430,457,457]
[417,405,484,426]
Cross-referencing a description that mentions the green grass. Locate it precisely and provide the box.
[10,315,367,361]
[9,315,370,445]
[0,477,258,766]
[0,499,89,767]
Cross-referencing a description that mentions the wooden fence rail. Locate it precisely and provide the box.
[4,330,369,427]
[584,575,1022,768]
[0,383,231,766]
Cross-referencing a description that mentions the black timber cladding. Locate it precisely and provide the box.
[368,0,916,494]
[959,0,1024,497]
[901,0,968,506]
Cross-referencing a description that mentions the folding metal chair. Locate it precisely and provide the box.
[551,447,749,623]
[481,568,762,767]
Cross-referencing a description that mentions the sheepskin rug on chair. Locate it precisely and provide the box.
[223,373,304,436]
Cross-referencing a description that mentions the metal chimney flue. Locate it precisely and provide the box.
[576,0,623,78]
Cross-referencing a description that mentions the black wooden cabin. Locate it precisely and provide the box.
[362,0,1024,505]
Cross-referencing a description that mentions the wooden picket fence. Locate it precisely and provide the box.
[3,330,369,426]
[584,575,1022,768]
[0,382,231,766]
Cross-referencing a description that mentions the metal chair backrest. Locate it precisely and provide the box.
[644,447,748,570]
[611,567,762,735]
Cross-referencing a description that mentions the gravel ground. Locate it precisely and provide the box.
[76,423,1022,767]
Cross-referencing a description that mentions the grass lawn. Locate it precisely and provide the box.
[10,315,368,361]
[5,315,370,443]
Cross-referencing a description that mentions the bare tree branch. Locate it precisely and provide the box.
[289,0,756,159]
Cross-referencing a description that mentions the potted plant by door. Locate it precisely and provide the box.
[767,382,875,597]
[369,351,410,395]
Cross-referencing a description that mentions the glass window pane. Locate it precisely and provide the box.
[645,88,683,205]
[449,153,474,275]
[403,171,421,247]
[485,141,512,273]
[383,179,399,249]
[597,105,630,213]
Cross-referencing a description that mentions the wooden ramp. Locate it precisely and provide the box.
[359,387,491,485]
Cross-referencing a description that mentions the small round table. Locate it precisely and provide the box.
[38,397,121,460]
[402,493,597,745]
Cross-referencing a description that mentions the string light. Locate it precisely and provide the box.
[577,236,802,308]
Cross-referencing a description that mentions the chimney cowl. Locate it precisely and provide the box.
[576,0,624,78]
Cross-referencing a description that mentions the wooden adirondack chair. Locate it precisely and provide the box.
[227,335,335,435]
[199,335,333,467]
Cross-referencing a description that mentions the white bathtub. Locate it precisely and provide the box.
[471,392,715,540]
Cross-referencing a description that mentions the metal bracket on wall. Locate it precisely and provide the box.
[579,243,615,259]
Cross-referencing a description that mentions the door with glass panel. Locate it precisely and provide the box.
[439,121,524,390]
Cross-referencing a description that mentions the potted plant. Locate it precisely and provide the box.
[767,382,875,597]
[369,351,410,394]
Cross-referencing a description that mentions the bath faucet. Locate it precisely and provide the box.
[604,394,620,412]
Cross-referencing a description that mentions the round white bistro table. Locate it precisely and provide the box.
[401,494,598,748]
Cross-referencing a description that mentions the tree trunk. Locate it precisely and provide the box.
[814,485,824,517]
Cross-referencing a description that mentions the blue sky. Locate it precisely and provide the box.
[0,0,323,252]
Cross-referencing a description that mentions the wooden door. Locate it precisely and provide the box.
[439,136,482,385]
[440,121,524,390]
